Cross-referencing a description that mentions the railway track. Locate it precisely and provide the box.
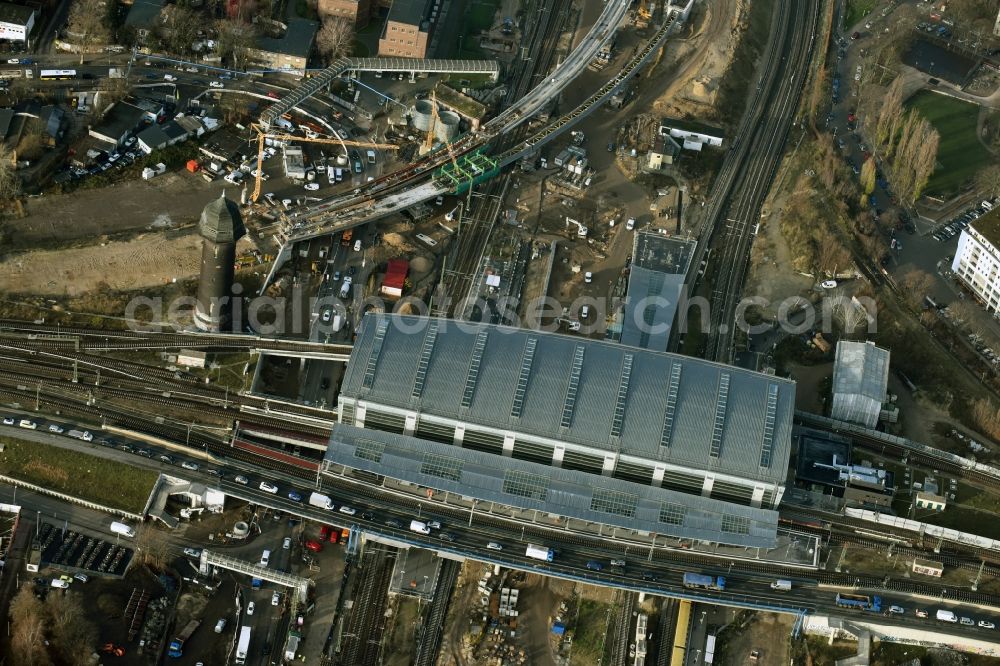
[439,0,570,312]
[412,558,462,666]
[608,590,638,666]
[655,599,678,666]
[338,547,397,666]
[703,0,819,362]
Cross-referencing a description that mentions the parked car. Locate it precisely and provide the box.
[304,540,323,553]
[915,609,928,618]
[304,183,320,191]
[246,602,255,615]
[183,548,202,558]
[259,481,278,494]
[181,461,199,471]
[234,475,249,485]
[283,537,292,550]
[287,490,302,502]
[209,81,224,88]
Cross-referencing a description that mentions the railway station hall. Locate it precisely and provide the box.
[323,314,797,549]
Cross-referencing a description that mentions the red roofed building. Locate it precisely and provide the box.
[380,259,409,298]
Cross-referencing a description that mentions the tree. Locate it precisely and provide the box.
[874,77,904,154]
[216,19,257,70]
[898,269,936,311]
[975,164,1000,200]
[135,524,171,570]
[860,158,877,196]
[816,234,851,277]
[316,17,354,60]
[9,585,51,666]
[65,0,111,64]
[160,6,202,55]
[0,145,21,203]
[44,594,97,665]
[909,121,940,204]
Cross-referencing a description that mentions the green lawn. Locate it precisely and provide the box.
[0,436,157,513]
[844,0,875,30]
[906,90,992,197]
[467,0,499,33]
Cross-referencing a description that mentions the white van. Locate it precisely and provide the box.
[260,550,270,567]
[416,233,437,247]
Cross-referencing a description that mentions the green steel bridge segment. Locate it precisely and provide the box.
[435,151,500,194]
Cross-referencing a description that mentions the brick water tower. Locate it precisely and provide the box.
[194,192,245,332]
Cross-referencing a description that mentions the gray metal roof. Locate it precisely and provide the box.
[342,314,796,485]
[832,341,889,402]
[325,423,779,548]
[831,341,889,428]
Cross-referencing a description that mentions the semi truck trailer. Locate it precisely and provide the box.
[835,593,882,612]
[682,573,726,591]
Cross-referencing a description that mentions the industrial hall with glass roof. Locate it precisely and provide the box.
[325,314,798,548]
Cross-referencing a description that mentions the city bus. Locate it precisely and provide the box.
[40,69,76,81]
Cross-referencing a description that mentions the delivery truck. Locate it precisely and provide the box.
[110,521,135,538]
[308,492,334,510]
[770,579,792,591]
[525,544,554,562]
[235,626,251,664]
[409,520,431,534]
[936,609,957,623]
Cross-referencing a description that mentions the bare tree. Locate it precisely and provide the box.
[0,145,21,203]
[909,121,940,205]
[874,77,904,154]
[817,235,851,277]
[316,17,355,60]
[216,20,257,70]
[44,594,97,666]
[161,6,202,56]
[135,524,171,570]
[972,397,1000,441]
[975,163,1000,200]
[898,269,936,310]
[9,585,51,666]
[65,0,111,64]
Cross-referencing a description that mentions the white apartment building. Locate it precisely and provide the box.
[951,210,1000,313]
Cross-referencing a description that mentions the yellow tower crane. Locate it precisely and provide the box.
[249,123,400,203]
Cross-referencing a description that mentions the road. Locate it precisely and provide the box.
[4,417,1000,642]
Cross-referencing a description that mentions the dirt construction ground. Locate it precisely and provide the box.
[0,231,203,295]
[4,171,229,248]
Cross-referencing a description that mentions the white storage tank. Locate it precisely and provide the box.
[436,110,460,142]
[412,100,435,132]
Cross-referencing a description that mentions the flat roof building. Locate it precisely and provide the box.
[831,340,890,428]
[378,0,433,59]
[659,116,724,151]
[327,314,798,547]
[89,101,147,146]
[252,13,317,72]
[620,233,695,351]
[952,207,1000,313]
[0,3,35,44]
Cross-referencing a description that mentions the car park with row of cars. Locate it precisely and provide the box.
[932,200,995,242]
